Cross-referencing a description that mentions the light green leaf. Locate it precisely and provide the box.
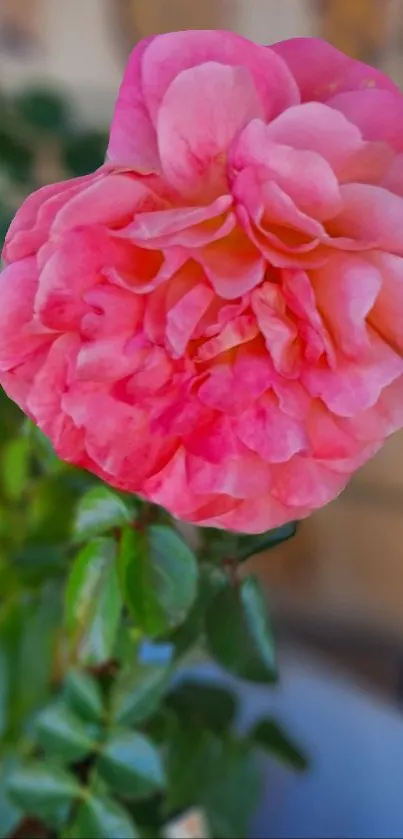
[98,730,166,798]
[35,702,95,762]
[1,438,31,500]
[206,576,276,683]
[7,762,79,825]
[250,718,308,771]
[64,670,104,723]
[73,487,132,543]
[74,793,139,839]
[111,658,172,727]
[65,538,122,665]
[120,525,198,637]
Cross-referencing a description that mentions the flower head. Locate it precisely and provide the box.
[2,32,403,532]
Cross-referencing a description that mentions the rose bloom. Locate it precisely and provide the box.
[2,32,403,534]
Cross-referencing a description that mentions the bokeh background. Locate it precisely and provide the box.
[2,2,403,836]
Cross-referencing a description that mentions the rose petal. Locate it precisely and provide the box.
[271,37,399,102]
[143,30,299,123]
[158,63,263,197]
[107,36,160,172]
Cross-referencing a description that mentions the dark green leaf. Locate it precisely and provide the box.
[111,658,172,727]
[234,522,297,562]
[35,702,95,762]
[73,487,132,542]
[64,670,104,723]
[0,129,33,183]
[169,563,227,657]
[74,793,139,839]
[166,723,260,839]
[166,680,237,733]
[63,131,108,177]
[250,718,308,771]
[65,538,122,665]
[201,522,297,565]
[0,758,22,838]
[206,576,276,683]
[98,731,165,798]
[7,762,79,825]
[120,525,198,636]
[14,88,70,134]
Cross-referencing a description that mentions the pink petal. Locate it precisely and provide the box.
[303,330,403,416]
[142,30,299,124]
[233,392,308,463]
[328,89,403,152]
[232,119,342,221]
[197,225,265,300]
[202,494,299,534]
[312,254,382,357]
[187,452,272,499]
[166,283,215,357]
[338,374,403,441]
[75,337,142,382]
[52,174,166,233]
[382,153,403,198]
[183,414,243,464]
[3,172,101,263]
[27,334,81,447]
[251,282,299,376]
[0,258,51,370]
[330,184,403,253]
[263,102,362,172]
[271,37,399,102]
[271,455,348,509]
[158,63,263,198]
[107,36,160,172]
[0,346,49,414]
[369,252,403,353]
[197,314,258,362]
[144,448,203,517]
[198,349,272,414]
[126,195,234,248]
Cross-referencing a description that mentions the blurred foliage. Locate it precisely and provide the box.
[0,86,307,838]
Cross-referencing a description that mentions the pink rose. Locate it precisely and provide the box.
[2,33,403,533]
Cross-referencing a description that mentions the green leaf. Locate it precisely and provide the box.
[35,702,95,762]
[206,576,276,683]
[0,758,22,839]
[98,731,166,798]
[74,793,139,839]
[120,525,198,636]
[0,129,33,184]
[111,658,172,727]
[7,762,79,825]
[201,522,297,565]
[169,563,227,657]
[166,723,260,839]
[1,438,31,500]
[64,670,104,723]
[63,131,108,177]
[73,487,132,542]
[14,88,70,134]
[65,538,122,665]
[234,522,297,562]
[250,718,308,771]
[166,680,237,733]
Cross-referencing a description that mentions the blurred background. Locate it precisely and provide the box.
[2,2,403,836]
